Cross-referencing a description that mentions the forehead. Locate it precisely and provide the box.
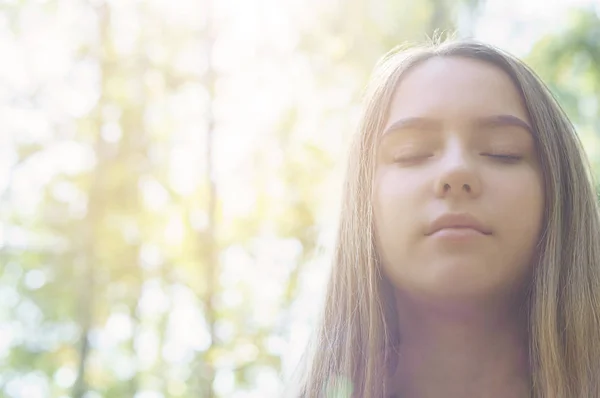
[386,56,530,124]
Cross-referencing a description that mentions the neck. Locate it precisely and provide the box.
[389,291,531,398]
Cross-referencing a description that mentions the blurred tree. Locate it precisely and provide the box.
[297,0,486,83]
[527,7,600,175]
[71,3,109,397]
[199,0,218,396]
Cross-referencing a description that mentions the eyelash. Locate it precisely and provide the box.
[482,153,523,163]
[393,154,432,164]
[392,153,523,164]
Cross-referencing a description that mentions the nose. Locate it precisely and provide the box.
[433,149,482,198]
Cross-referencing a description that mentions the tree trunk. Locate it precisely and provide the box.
[72,3,110,397]
[202,0,218,396]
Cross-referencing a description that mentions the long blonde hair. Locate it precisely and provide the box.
[294,40,600,398]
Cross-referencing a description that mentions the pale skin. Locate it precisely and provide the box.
[373,57,544,398]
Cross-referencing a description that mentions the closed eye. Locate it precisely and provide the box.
[482,153,523,163]
[393,154,433,164]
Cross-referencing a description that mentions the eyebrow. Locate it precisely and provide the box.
[476,114,533,133]
[382,117,441,136]
[381,114,533,137]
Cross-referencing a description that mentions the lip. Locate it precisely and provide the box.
[426,213,492,236]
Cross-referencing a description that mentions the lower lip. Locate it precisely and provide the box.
[430,228,487,239]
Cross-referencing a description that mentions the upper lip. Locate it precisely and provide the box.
[426,213,492,235]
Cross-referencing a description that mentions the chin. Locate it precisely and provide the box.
[404,266,517,302]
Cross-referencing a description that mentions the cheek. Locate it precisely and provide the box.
[489,169,544,246]
[375,168,428,204]
[373,169,427,247]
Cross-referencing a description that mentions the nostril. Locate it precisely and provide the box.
[463,184,471,193]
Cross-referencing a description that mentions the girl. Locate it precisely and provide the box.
[293,40,600,397]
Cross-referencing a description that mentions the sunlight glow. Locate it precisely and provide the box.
[1,0,597,396]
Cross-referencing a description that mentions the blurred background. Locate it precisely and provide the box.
[1,0,600,397]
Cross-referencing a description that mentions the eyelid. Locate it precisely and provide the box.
[483,152,522,157]
[481,152,523,162]
[393,153,434,164]
[389,140,432,156]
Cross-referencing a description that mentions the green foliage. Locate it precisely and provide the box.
[527,7,600,179]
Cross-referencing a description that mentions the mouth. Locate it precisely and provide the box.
[429,227,488,239]
[426,213,492,236]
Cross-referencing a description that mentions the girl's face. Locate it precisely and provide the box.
[373,56,544,305]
